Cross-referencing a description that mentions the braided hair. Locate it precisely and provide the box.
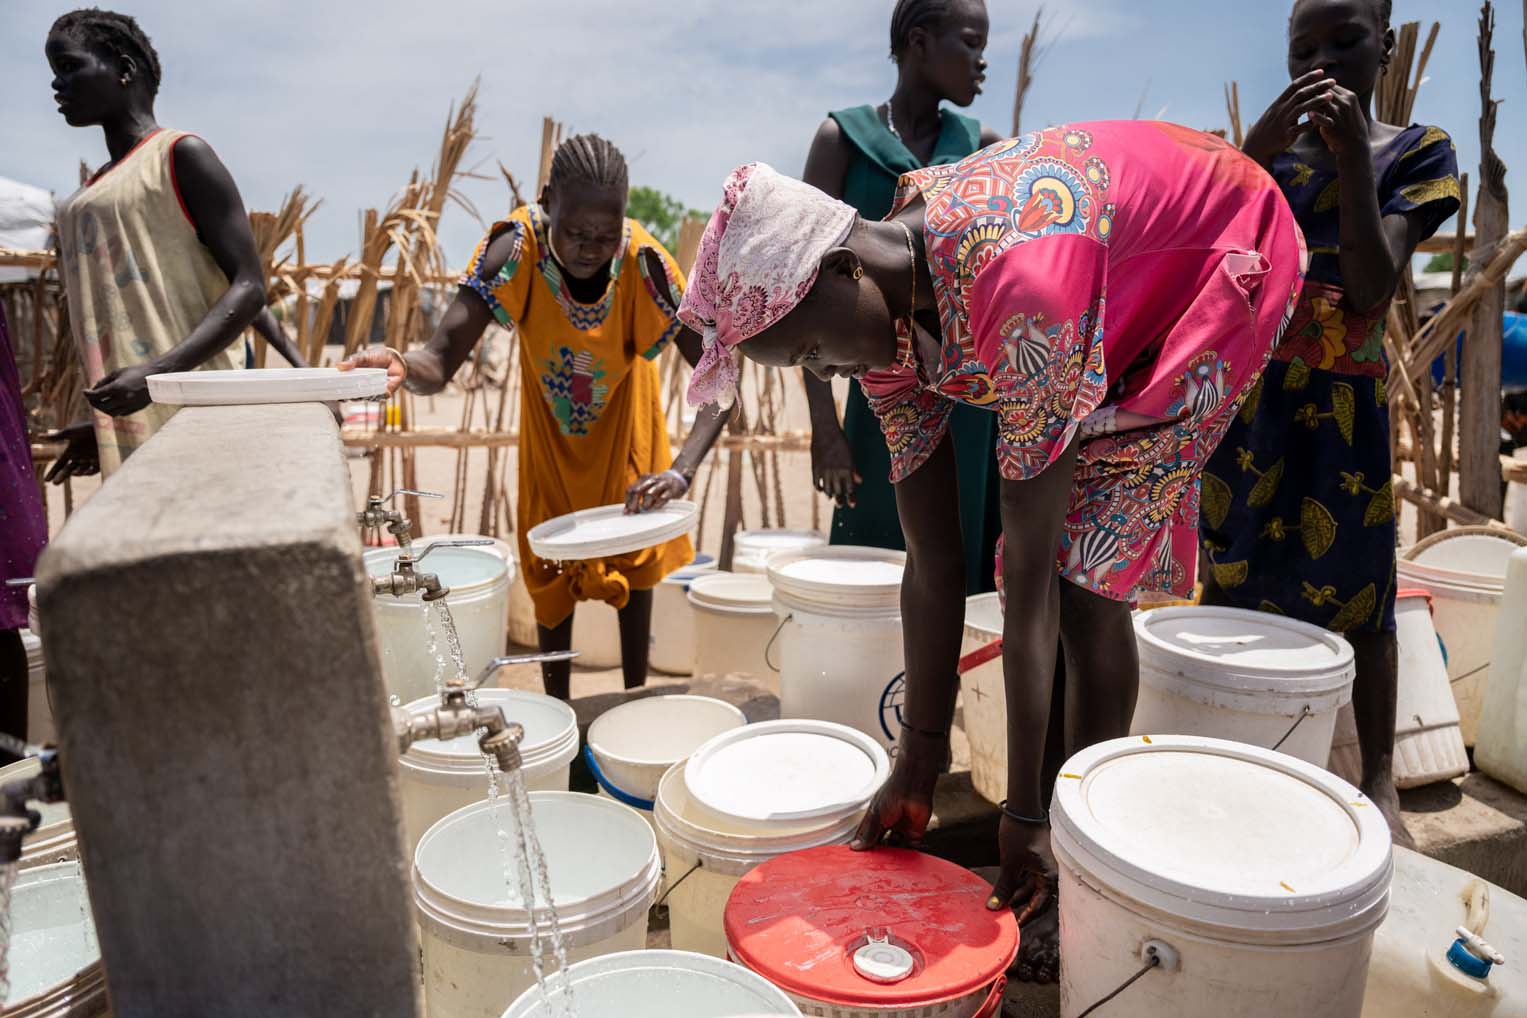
[547,134,629,195]
[889,0,954,63]
[51,8,162,97]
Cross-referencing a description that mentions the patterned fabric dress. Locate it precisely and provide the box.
[460,206,692,627]
[56,129,244,475]
[826,105,1001,594]
[1200,124,1461,633]
[1,307,47,631]
[861,121,1305,601]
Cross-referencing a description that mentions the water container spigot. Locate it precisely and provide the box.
[1447,926,1506,980]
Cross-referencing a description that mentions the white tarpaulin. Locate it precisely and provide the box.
[0,176,56,283]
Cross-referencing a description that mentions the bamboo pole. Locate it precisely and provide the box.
[1461,2,1509,519]
[1439,174,1469,492]
[1394,477,1512,530]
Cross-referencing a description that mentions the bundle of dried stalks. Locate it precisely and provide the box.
[1376,20,1439,125]
[1011,8,1047,137]
[1224,82,1243,148]
[248,186,319,365]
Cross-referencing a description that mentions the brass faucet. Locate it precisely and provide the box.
[0,748,65,865]
[370,538,495,602]
[356,488,443,554]
[388,652,578,774]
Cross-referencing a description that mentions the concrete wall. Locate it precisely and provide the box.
[37,404,421,1018]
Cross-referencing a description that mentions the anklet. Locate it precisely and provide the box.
[999,800,1049,825]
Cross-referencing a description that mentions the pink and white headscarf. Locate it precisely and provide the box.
[679,163,857,408]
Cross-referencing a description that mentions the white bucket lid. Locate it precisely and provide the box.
[147,366,389,405]
[663,553,718,587]
[683,719,889,823]
[653,762,862,876]
[414,792,660,948]
[1134,606,1355,712]
[588,695,746,768]
[527,501,697,561]
[734,529,827,559]
[400,689,577,774]
[9,861,99,1002]
[964,592,1003,640]
[364,546,508,599]
[1051,735,1392,943]
[499,949,802,1018]
[687,572,775,614]
[767,546,905,615]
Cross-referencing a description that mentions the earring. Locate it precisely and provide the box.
[852,266,864,280]
[119,75,130,86]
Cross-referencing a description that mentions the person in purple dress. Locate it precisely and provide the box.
[0,307,49,762]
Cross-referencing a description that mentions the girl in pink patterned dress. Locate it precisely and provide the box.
[677,121,1304,981]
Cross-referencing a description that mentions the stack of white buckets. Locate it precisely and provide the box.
[405,690,881,1017]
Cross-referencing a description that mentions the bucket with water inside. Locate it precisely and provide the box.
[365,546,511,704]
[414,791,661,1018]
[732,529,826,574]
[654,720,887,958]
[688,572,777,680]
[725,845,1017,1018]
[769,547,907,751]
[499,949,803,1017]
[398,689,578,852]
[1129,606,1354,766]
[1398,528,1527,746]
[4,861,107,1017]
[1051,735,1393,1018]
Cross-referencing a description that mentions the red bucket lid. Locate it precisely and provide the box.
[724,845,1018,1009]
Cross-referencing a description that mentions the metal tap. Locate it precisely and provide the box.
[370,538,495,602]
[388,652,578,773]
[356,488,443,553]
[0,747,65,865]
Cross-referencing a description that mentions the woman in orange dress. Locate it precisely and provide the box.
[345,135,726,699]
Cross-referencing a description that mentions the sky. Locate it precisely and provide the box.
[3,0,1524,265]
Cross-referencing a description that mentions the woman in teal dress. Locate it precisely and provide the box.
[802,0,1003,592]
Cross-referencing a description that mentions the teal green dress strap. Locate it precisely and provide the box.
[824,105,1000,594]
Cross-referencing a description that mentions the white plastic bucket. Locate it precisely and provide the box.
[1476,547,1527,795]
[688,573,777,680]
[414,792,661,1018]
[574,555,718,672]
[1052,735,1393,1018]
[960,593,1006,805]
[365,547,511,704]
[732,529,827,574]
[585,695,746,814]
[21,629,52,746]
[4,862,108,1017]
[654,721,887,958]
[1399,528,1527,746]
[768,547,907,751]
[1129,606,1355,767]
[1327,591,1469,789]
[652,554,718,675]
[1362,846,1525,1017]
[499,949,803,1017]
[0,758,75,870]
[398,689,578,852]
